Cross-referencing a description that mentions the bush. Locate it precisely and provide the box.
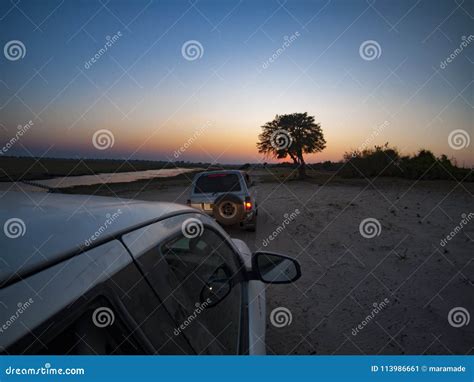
[341,144,472,181]
[341,144,402,178]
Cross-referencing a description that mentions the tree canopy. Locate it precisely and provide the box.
[257,112,326,178]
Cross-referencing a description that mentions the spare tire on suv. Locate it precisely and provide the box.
[213,194,244,226]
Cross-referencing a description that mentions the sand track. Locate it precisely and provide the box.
[46,173,474,354]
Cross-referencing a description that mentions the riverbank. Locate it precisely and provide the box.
[0,156,208,181]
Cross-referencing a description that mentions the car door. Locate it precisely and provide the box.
[121,213,247,354]
[0,240,192,355]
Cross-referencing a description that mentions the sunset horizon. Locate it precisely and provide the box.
[1,1,472,166]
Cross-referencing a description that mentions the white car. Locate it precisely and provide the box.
[0,192,300,355]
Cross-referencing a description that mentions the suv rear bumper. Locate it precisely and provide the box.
[190,202,213,214]
[189,202,255,222]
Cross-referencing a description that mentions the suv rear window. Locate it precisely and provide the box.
[194,173,241,194]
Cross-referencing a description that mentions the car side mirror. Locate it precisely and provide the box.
[251,251,301,284]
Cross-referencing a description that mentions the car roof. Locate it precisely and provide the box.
[0,191,196,288]
[194,170,246,178]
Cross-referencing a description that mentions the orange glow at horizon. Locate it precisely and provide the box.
[18,96,473,166]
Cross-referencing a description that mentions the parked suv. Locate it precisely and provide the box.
[0,191,300,355]
[187,170,257,231]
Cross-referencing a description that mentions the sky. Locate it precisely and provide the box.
[0,0,472,165]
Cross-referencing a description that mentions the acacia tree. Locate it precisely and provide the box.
[257,112,326,178]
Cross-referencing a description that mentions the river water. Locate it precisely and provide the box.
[0,168,198,192]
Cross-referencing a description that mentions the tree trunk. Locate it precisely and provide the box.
[297,151,306,179]
[288,152,298,165]
[288,152,298,179]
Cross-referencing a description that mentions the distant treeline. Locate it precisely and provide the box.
[248,144,472,182]
[245,161,344,171]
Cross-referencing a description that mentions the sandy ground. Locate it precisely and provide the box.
[25,171,474,355]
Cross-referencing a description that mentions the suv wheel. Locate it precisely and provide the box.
[213,194,244,226]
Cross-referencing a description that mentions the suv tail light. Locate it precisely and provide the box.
[244,197,252,211]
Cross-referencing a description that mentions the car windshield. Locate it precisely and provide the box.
[194,173,241,194]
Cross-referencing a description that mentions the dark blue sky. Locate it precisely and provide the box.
[0,0,472,164]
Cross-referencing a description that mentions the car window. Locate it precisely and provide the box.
[159,227,242,354]
[244,173,251,187]
[24,301,143,355]
[194,173,241,193]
